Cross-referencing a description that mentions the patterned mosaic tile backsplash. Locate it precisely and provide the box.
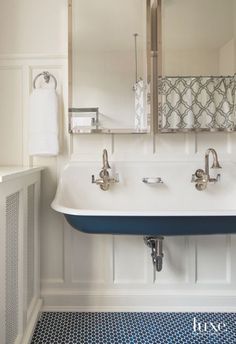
[31,312,236,344]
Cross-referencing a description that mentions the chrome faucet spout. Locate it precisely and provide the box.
[102,149,111,170]
[192,148,222,191]
[92,149,119,191]
[205,148,222,177]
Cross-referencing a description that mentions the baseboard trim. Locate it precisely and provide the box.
[42,305,236,313]
[41,290,236,313]
[21,298,43,344]
[41,287,236,297]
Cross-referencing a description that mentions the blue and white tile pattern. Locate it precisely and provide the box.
[31,312,236,343]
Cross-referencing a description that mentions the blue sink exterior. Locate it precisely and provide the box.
[65,214,236,236]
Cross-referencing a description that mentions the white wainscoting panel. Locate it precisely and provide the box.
[113,236,147,284]
[196,235,231,284]
[71,134,112,161]
[1,51,236,315]
[0,67,23,165]
[71,230,111,284]
[156,236,189,284]
[196,132,232,157]
[38,158,65,285]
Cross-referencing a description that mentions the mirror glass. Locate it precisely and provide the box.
[159,0,236,132]
[69,0,151,134]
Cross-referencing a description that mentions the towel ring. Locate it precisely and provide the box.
[33,71,57,90]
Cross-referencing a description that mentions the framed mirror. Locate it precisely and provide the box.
[158,0,236,133]
[68,0,158,134]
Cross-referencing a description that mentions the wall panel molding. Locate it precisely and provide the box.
[195,235,230,284]
[0,54,67,60]
[2,52,236,312]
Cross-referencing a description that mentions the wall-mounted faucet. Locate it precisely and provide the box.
[92,149,119,191]
[192,148,222,191]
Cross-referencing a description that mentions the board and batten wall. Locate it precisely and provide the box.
[1,0,236,311]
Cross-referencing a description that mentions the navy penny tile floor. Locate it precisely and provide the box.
[31,312,236,344]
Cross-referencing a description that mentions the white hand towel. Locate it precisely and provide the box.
[29,88,59,156]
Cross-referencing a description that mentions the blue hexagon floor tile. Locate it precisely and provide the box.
[31,312,236,344]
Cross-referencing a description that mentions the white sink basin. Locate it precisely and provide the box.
[51,161,236,235]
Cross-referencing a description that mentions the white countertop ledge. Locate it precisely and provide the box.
[0,166,44,183]
[51,204,236,217]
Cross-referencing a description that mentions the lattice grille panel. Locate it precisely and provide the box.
[5,192,19,344]
[27,184,35,308]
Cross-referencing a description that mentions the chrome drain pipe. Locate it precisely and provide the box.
[144,236,164,281]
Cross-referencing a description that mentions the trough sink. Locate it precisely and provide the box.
[51,162,236,236]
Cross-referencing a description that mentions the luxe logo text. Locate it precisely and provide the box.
[193,317,227,334]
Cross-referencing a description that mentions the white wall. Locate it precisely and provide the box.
[219,39,235,75]
[162,0,235,76]
[1,0,236,311]
[163,50,219,76]
[0,0,67,55]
